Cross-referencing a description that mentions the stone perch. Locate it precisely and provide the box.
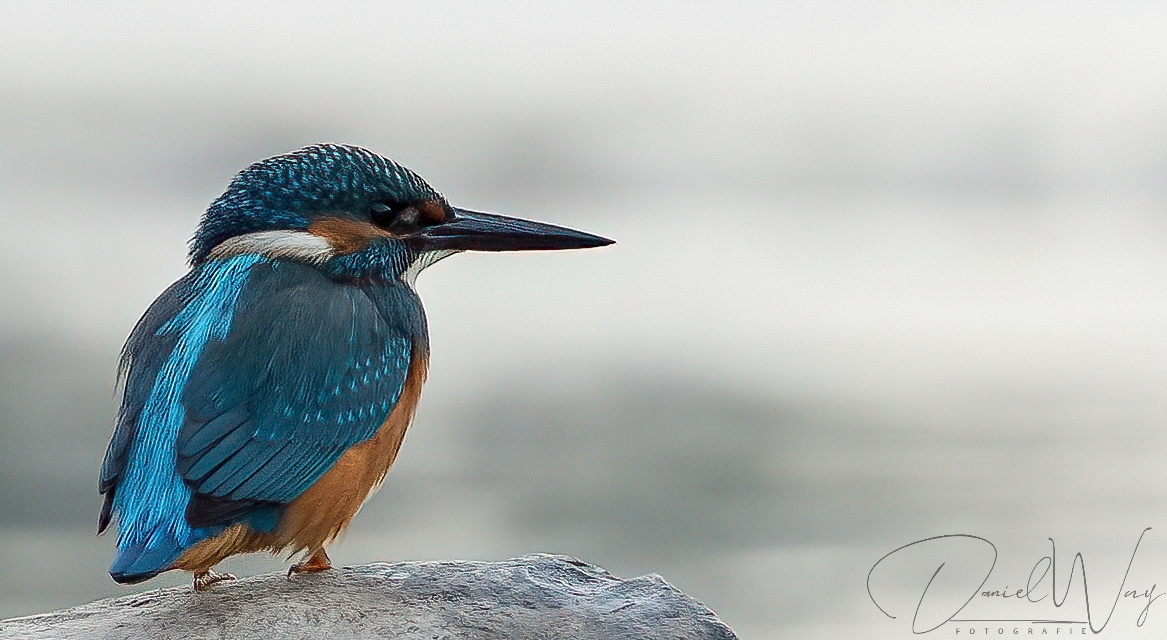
[0,554,737,639]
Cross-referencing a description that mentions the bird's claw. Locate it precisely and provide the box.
[287,549,332,580]
[193,569,236,591]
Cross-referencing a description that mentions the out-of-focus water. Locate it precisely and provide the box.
[2,2,1167,638]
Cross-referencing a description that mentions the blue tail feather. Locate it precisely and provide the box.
[109,528,186,584]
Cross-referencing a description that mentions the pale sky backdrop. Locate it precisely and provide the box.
[2,2,1167,638]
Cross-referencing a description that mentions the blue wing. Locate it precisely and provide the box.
[175,260,417,528]
[99,273,196,533]
[101,256,423,580]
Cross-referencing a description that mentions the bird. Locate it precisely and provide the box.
[97,143,612,590]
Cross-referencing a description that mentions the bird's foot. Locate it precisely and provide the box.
[287,549,332,580]
[193,569,236,591]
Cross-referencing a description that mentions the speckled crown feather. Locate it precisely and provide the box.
[190,144,441,264]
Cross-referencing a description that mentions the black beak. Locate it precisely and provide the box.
[410,208,614,252]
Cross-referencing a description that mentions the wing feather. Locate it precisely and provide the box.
[98,274,197,532]
[175,261,415,527]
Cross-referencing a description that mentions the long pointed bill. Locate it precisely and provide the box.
[410,208,614,252]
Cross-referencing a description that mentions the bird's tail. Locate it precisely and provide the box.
[109,528,186,584]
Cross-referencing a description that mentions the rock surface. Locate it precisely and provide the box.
[0,554,737,639]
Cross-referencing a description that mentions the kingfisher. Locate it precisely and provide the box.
[97,143,612,590]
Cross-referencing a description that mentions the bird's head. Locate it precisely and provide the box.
[191,143,612,281]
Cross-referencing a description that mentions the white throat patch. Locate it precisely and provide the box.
[403,249,459,287]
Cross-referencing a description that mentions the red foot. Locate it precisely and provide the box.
[287,549,332,579]
[193,568,236,591]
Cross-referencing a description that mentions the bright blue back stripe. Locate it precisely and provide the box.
[112,254,264,572]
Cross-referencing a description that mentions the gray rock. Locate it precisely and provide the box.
[0,554,736,639]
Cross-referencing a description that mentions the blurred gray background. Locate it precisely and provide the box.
[3,2,1167,638]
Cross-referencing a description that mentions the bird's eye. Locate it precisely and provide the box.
[369,202,402,228]
[370,200,444,232]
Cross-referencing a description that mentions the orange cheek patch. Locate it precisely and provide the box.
[308,217,392,254]
[416,201,450,225]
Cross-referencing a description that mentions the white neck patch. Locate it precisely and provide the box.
[207,231,335,265]
[402,249,459,287]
